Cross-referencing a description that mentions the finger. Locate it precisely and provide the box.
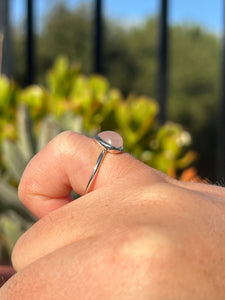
[18,131,153,218]
[3,233,155,299]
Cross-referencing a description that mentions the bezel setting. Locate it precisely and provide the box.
[95,134,124,153]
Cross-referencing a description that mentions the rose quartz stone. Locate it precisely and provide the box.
[98,131,123,148]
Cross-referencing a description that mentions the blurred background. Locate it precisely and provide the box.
[0,0,225,264]
[2,0,224,181]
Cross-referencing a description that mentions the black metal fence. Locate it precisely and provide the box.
[1,0,225,180]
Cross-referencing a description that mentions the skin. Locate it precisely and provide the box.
[1,131,225,299]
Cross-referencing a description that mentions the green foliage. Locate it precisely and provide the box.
[12,2,220,178]
[0,56,196,262]
[0,77,18,142]
[1,55,196,174]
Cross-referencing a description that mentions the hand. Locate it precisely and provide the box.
[1,131,225,299]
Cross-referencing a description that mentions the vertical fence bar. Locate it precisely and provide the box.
[93,0,103,74]
[0,0,13,77]
[157,0,168,123]
[26,0,35,85]
[216,0,225,180]
[0,33,3,74]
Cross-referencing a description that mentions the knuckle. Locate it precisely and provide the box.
[115,227,180,287]
[52,130,78,151]
[118,227,175,262]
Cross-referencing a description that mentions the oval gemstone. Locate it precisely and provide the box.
[98,131,123,148]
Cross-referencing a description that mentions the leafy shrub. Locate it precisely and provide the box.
[1,56,196,173]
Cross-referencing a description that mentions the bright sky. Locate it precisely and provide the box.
[10,0,223,34]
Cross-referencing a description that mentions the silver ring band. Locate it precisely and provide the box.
[85,131,123,193]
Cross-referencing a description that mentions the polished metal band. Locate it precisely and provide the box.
[85,132,123,193]
[85,149,106,193]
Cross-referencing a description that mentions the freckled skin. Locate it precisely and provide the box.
[1,131,225,299]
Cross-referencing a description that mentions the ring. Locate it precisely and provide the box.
[85,131,123,193]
